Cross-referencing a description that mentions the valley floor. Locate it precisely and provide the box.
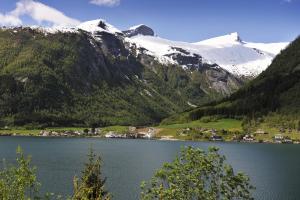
[1,118,300,144]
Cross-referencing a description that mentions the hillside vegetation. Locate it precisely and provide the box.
[163,36,300,130]
[0,28,241,127]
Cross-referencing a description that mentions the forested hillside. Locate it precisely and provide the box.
[0,27,242,127]
[163,36,300,126]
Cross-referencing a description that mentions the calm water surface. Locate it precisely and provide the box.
[0,137,299,200]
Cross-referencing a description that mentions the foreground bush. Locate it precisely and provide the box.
[0,146,40,200]
[0,146,254,200]
[0,147,109,200]
[141,146,254,200]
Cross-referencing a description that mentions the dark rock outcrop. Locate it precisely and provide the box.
[123,25,154,37]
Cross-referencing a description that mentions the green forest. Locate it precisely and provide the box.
[0,27,299,130]
[163,36,300,130]
[0,28,232,128]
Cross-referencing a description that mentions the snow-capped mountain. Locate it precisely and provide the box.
[0,19,293,126]
[8,19,289,78]
[125,31,289,77]
[24,19,122,35]
[77,19,122,35]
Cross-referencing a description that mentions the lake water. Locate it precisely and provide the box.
[0,137,299,200]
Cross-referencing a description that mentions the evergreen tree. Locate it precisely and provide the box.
[72,148,110,200]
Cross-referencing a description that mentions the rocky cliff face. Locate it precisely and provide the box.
[126,41,243,97]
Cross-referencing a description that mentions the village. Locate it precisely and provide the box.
[1,125,299,144]
[170,126,299,144]
[38,126,157,139]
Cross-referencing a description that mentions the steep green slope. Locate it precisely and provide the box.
[163,36,300,125]
[0,28,242,127]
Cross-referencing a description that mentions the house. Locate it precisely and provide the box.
[51,131,60,136]
[135,127,156,139]
[279,128,286,133]
[180,128,191,136]
[232,134,238,141]
[145,128,156,139]
[210,135,223,141]
[255,129,267,135]
[128,126,137,133]
[243,134,255,142]
[88,129,94,135]
[274,134,284,143]
[64,131,77,136]
[195,127,208,132]
[94,128,101,135]
[40,130,50,137]
[74,131,82,136]
[282,138,293,144]
[105,131,117,138]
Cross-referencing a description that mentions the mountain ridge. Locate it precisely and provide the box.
[2,19,288,78]
[0,24,242,127]
[0,19,291,127]
[162,36,300,125]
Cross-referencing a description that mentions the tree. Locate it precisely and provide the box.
[0,146,109,200]
[0,146,40,200]
[72,148,110,200]
[141,146,254,200]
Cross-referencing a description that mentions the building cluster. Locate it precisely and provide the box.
[104,127,156,139]
[210,129,224,141]
[39,128,101,137]
[274,134,293,144]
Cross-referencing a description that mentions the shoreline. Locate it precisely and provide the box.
[0,134,297,145]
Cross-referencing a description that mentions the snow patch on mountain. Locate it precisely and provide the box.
[18,19,122,36]
[126,32,289,77]
[129,24,146,30]
[194,32,243,47]
[6,19,288,77]
[30,25,78,34]
[77,19,121,35]
[244,42,289,55]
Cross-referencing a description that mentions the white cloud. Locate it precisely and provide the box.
[0,13,22,26]
[90,0,120,7]
[283,0,292,3]
[0,0,80,27]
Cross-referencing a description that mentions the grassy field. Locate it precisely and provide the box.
[157,119,242,139]
[0,126,130,136]
[0,119,242,138]
[159,119,242,130]
[0,127,87,136]
[1,119,299,143]
[157,118,300,142]
[255,123,300,142]
[101,126,129,134]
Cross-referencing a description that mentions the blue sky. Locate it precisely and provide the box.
[0,0,299,42]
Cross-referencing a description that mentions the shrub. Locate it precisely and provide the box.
[141,146,254,200]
